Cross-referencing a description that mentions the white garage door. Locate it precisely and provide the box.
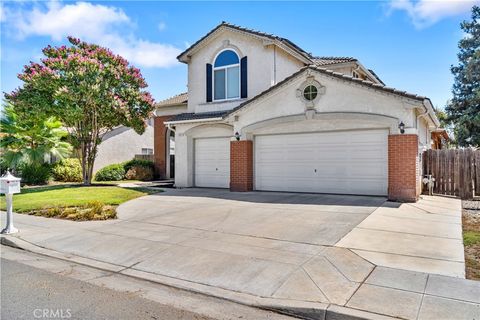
[194,137,230,188]
[255,129,388,195]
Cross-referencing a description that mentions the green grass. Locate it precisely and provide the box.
[0,185,160,213]
[464,230,480,247]
[92,180,141,185]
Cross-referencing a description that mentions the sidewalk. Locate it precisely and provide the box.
[1,192,479,320]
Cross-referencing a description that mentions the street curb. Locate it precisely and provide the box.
[1,235,396,320]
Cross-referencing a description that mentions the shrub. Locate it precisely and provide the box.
[52,158,82,182]
[94,163,125,181]
[125,165,154,181]
[0,158,8,175]
[123,159,154,172]
[19,163,52,185]
[30,201,117,221]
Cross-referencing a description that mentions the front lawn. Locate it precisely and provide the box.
[463,200,480,280]
[0,185,159,220]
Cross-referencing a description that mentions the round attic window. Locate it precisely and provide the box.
[303,85,318,101]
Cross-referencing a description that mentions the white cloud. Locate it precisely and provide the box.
[388,0,479,28]
[158,22,166,31]
[3,1,181,68]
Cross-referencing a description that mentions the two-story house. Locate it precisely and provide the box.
[153,22,444,202]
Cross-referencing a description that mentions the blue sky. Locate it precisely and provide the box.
[1,1,478,109]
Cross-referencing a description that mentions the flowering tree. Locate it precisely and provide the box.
[6,37,155,185]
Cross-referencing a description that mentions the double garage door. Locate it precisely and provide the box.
[194,129,388,196]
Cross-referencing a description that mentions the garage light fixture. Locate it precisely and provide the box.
[398,122,405,134]
[234,131,241,141]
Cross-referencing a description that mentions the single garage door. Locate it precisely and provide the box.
[255,129,388,195]
[194,137,230,188]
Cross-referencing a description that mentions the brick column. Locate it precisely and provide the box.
[388,134,419,202]
[230,140,253,192]
[154,116,172,179]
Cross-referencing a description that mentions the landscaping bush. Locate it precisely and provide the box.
[123,159,154,171]
[52,158,82,182]
[19,163,52,185]
[0,158,8,175]
[125,165,154,181]
[94,163,125,181]
[31,201,117,221]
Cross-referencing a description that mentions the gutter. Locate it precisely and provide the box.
[422,99,440,128]
[163,117,224,125]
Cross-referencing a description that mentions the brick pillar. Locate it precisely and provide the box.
[154,116,172,179]
[388,134,419,202]
[230,140,253,192]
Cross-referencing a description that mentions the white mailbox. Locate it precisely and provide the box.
[0,171,21,194]
[1,170,20,234]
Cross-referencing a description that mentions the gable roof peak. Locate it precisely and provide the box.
[177,21,313,63]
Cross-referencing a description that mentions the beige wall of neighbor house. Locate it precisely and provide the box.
[94,124,154,173]
[187,29,305,114]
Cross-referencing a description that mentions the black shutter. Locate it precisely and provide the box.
[240,56,247,98]
[206,63,212,102]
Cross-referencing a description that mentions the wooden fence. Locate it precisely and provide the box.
[422,148,480,199]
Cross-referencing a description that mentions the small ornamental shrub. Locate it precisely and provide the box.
[94,164,125,181]
[19,163,52,185]
[123,159,154,171]
[30,201,117,221]
[52,158,82,182]
[125,166,154,181]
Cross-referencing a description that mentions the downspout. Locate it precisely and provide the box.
[416,108,428,129]
[273,46,277,85]
[416,106,429,150]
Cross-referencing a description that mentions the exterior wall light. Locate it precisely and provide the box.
[234,131,241,141]
[398,122,405,134]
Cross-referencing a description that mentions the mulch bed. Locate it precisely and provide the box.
[463,200,480,280]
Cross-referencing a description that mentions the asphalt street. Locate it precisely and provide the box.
[1,257,216,320]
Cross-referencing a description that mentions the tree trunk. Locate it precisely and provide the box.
[81,140,90,186]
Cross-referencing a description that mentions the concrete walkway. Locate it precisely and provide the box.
[336,196,465,278]
[1,189,478,320]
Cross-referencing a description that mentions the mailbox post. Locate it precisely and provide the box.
[1,170,21,234]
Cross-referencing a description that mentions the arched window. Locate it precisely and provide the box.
[213,49,240,101]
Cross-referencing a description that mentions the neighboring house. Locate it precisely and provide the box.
[93,121,154,173]
[154,22,446,202]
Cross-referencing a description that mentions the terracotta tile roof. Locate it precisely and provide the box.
[156,92,188,108]
[311,56,357,66]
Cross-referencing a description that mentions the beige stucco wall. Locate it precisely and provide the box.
[94,124,154,173]
[187,29,305,114]
[231,70,421,134]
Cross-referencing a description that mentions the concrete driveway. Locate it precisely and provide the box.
[118,188,385,246]
[4,188,477,320]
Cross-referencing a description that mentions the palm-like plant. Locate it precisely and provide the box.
[1,103,72,170]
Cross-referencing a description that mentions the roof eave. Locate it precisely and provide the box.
[422,98,441,128]
[164,117,224,125]
[225,66,434,120]
[177,23,313,65]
